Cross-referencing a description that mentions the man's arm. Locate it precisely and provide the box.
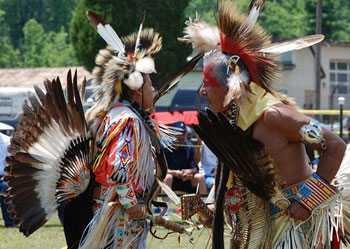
[264,104,346,182]
[264,104,346,220]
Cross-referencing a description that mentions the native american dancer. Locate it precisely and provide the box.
[3,10,200,249]
[178,0,350,248]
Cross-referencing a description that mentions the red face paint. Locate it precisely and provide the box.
[203,66,221,88]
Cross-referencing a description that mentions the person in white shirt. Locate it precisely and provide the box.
[0,133,14,227]
[195,139,216,190]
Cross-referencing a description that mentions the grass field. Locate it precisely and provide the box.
[0,210,215,249]
[1,210,349,249]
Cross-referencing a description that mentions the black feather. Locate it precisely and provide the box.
[193,108,278,200]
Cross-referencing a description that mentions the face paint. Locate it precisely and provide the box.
[203,66,221,88]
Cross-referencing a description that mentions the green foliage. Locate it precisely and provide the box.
[43,29,78,67]
[23,19,46,67]
[185,0,217,24]
[259,0,308,38]
[70,0,192,88]
[0,8,21,67]
[0,37,21,68]
[185,0,350,41]
[0,0,76,48]
[23,19,78,68]
[306,0,350,42]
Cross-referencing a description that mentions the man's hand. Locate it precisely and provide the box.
[126,203,145,218]
[181,169,195,181]
[198,204,214,228]
[288,201,311,221]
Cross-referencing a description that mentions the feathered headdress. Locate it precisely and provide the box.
[180,0,324,105]
[85,11,162,124]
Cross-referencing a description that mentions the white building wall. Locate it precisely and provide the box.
[275,49,316,109]
[322,45,350,110]
[277,44,350,110]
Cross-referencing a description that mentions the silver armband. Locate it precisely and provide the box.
[299,121,327,150]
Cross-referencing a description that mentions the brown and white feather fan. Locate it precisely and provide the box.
[4,69,90,236]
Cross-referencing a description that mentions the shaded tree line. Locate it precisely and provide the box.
[0,0,349,88]
[185,0,350,41]
[0,0,77,68]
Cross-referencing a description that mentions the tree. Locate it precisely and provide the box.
[185,0,350,41]
[42,28,78,67]
[185,0,218,24]
[258,0,309,38]
[0,9,21,67]
[23,19,78,68]
[305,0,350,42]
[70,0,192,88]
[0,0,76,48]
[0,37,21,68]
[23,19,46,67]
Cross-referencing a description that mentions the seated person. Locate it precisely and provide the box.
[195,139,216,190]
[164,121,207,195]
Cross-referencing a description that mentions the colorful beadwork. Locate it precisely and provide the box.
[294,173,337,212]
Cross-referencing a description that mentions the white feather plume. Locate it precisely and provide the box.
[178,16,220,52]
[133,16,144,60]
[224,73,243,106]
[259,35,325,54]
[135,56,156,74]
[240,0,265,37]
[97,23,125,54]
[124,71,143,90]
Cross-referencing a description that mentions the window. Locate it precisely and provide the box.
[329,61,350,94]
[281,51,295,70]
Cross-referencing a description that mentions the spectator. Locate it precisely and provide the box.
[0,133,14,227]
[194,139,216,190]
[164,121,207,196]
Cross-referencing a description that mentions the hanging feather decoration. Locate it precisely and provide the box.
[4,69,90,236]
[192,108,279,200]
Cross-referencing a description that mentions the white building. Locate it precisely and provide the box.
[276,42,350,110]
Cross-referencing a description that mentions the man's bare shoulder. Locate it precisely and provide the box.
[260,104,310,139]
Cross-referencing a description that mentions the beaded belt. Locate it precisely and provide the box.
[270,180,305,215]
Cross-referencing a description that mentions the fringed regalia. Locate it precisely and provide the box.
[79,103,157,249]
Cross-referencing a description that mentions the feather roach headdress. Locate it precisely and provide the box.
[180,0,324,105]
[85,11,162,124]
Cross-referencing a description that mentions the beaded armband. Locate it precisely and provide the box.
[294,173,337,212]
[116,183,138,209]
[299,121,327,151]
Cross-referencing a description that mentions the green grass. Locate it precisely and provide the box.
[1,210,349,249]
[0,210,215,249]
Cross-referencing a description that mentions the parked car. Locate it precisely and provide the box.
[0,121,14,136]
